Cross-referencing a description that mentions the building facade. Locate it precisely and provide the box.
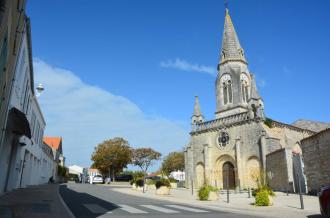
[0,0,27,148]
[184,9,314,191]
[0,16,53,192]
[43,137,66,182]
[301,129,330,194]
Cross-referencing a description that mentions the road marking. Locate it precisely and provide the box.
[117,204,148,213]
[165,204,209,213]
[83,204,110,214]
[140,205,179,213]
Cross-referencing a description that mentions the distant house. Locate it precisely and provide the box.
[43,137,65,167]
[43,137,66,182]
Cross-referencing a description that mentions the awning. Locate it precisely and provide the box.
[7,107,31,139]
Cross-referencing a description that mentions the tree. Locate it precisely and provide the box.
[161,151,184,176]
[132,147,161,192]
[91,137,132,181]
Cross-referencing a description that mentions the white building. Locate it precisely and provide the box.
[0,17,53,193]
[169,170,185,182]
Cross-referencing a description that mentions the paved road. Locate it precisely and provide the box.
[60,183,260,218]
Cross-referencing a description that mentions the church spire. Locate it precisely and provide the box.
[191,96,203,126]
[219,8,247,66]
[193,96,201,117]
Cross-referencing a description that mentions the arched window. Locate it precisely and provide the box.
[221,74,233,105]
[240,74,249,103]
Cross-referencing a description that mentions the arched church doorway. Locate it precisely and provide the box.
[222,161,235,189]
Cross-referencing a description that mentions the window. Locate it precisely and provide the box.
[240,74,249,103]
[31,112,36,136]
[35,122,40,145]
[0,29,8,107]
[221,74,233,105]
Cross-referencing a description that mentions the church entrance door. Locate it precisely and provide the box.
[222,161,235,189]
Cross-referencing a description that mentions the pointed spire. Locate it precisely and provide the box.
[250,74,261,100]
[193,96,202,117]
[219,9,247,66]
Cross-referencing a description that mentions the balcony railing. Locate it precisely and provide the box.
[192,111,250,132]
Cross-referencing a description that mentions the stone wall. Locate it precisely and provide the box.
[266,148,292,192]
[301,129,330,194]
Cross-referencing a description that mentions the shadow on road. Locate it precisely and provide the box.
[60,184,119,218]
[307,215,327,218]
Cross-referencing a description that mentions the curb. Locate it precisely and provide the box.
[57,184,76,218]
[111,187,313,218]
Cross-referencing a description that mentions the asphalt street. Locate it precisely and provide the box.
[59,183,260,218]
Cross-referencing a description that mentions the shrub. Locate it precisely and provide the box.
[146,179,155,185]
[129,179,135,185]
[252,187,275,197]
[136,179,144,187]
[132,171,145,180]
[264,118,274,128]
[198,185,218,201]
[168,178,178,183]
[155,178,171,189]
[255,190,270,206]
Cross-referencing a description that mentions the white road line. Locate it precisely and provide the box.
[83,204,110,214]
[117,204,148,214]
[165,204,209,213]
[140,205,179,213]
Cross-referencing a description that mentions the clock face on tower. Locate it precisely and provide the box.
[217,131,230,149]
[221,74,231,82]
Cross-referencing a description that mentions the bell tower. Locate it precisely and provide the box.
[215,9,264,119]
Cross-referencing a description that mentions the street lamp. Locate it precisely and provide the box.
[36,83,44,97]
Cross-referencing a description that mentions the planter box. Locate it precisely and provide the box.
[156,186,170,195]
[170,183,177,189]
[208,191,219,201]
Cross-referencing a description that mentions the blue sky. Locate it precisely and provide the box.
[27,0,330,169]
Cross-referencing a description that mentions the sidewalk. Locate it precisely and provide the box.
[112,186,322,218]
[0,184,72,218]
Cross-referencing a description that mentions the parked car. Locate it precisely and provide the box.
[319,185,330,216]
[115,174,133,182]
[90,175,104,184]
[145,176,161,181]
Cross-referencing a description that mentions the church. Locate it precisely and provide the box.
[184,8,315,192]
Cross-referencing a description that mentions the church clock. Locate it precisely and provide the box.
[217,131,230,148]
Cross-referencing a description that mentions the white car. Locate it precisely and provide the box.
[90,175,103,184]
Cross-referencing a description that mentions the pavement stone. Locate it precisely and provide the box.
[111,185,323,218]
[0,184,72,218]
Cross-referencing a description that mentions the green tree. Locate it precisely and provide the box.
[161,151,184,176]
[132,148,161,192]
[91,137,132,181]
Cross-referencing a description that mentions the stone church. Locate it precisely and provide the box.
[184,9,315,191]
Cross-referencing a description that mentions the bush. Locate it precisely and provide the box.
[136,179,144,187]
[264,118,273,128]
[255,190,270,206]
[168,178,178,183]
[146,179,156,185]
[198,185,218,201]
[155,178,171,189]
[252,187,275,197]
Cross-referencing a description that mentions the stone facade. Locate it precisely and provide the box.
[184,8,314,191]
[300,129,330,194]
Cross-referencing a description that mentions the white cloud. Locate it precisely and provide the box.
[160,58,216,76]
[34,59,188,170]
[258,79,267,88]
